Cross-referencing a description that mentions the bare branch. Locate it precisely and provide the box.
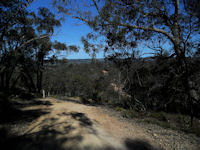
[92,0,100,14]
[71,16,90,24]
[18,34,51,50]
[118,23,175,44]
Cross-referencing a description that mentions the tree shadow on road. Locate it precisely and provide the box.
[0,94,165,150]
[124,138,163,150]
[0,96,52,124]
[64,112,93,127]
[0,112,91,150]
[0,111,165,150]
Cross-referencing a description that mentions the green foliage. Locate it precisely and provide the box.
[142,112,200,136]
[143,118,171,129]
[43,61,112,103]
[53,41,67,50]
[115,106,125,112]
[0,0,71,94]
[148,112,168,122]
[185,123,200,136]
[122,110,138,119]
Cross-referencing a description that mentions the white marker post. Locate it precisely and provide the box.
[43,90,45,98]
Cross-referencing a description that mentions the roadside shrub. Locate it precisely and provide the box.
[148,112,168,122]
[80,96,89,104]
[115,106,125,112]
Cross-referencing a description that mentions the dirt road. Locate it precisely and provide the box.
[5,97,200,150]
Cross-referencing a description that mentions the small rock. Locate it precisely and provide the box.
[153,133,157,137]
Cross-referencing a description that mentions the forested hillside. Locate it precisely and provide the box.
[42,56,200,136]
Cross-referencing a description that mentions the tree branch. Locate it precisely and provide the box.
[71,16,90,24]
[18,34,51,50]
[92,0,100,14]
[118,23,175,44]
[174,0,180,19]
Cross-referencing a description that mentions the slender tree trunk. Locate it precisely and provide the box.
[11,74,21,89]
[1,73,5,89]
[24,71,36,92]
[5,71,10,90]
[36,52,44,94]
[5,66,15,91]
[36,69,42,93]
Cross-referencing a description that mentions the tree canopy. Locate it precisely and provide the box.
[54,0,199,57]
[0,0,78,93]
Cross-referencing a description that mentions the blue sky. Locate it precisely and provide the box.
[28,0,104,59]
[28,0,186,59]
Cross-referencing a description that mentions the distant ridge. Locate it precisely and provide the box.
[67,58,105,64]
[44,57,156,65]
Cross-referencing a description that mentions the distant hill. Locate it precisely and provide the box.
[44,57,156,65]
[67,58,105,64]
[44,58,105,65]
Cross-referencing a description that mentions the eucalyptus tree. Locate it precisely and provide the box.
[0,0,78,93]
[0,0,34,90]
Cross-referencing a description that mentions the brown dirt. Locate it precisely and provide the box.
[3,97,200,150]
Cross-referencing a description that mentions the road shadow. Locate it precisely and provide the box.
[0,110,166,150]
[0,93,165,150]
[68,112,93,127]
[0,107,50,124]
[124,138,163,150]
[0,111,118,150]
[0,96,52,124]
[58,112,97,135]
[0,97,53,149]
[0,126,79,150]
[1,129,164,150]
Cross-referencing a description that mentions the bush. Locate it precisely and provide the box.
[143,118,171,129]
[80,96,89,104]
[122,110,142,119]
[115,106,125,112]
[149,112,168,122]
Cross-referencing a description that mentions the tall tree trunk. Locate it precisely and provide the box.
[5,66,15,91]
[172,0,194,126]
[5,71,10,90]
[24,71,36,93]
[182,57,193,127]
[11,74,21,89]
[175,45,194,126]
[1,73,5,89]
[36,51,44,94]
[37,69,42,94]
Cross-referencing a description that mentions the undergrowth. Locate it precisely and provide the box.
[115,106,200,137]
